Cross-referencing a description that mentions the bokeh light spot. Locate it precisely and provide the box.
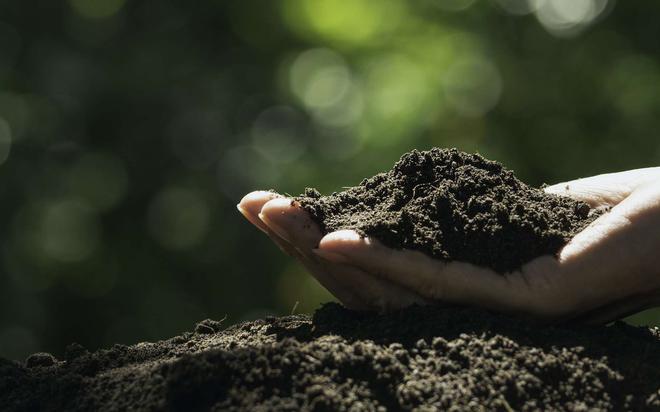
[366,55,428,119]
[494,0,543,16]
[218,146,282,199]
[535,0,608,37]
[68,0,126,19]
[148,187,210,250]
[289,48,352,110]
[36,199,100,263]
[252,106,308,164]
[443,57,502,117]
[289,48,364,131]
[311,85,364,129]
[305,66,350,107]
[282,0,403,46]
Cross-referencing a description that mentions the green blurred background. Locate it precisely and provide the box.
[1,0,659,360]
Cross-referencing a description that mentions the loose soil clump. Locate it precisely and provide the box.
[3,304,660,411]
[298,148,601,273]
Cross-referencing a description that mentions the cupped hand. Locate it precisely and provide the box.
[238,167,660,323]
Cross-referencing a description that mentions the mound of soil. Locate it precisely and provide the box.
[298,148,601,273]
[2,303,660,411]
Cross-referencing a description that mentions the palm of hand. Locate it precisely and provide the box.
[238,167,660,323]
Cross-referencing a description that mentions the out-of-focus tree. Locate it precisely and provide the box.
[0,0,659,360]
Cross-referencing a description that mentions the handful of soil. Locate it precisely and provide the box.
[298,148,601,273]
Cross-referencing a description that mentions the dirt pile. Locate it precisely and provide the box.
[298,148,601,273]
[2,303,660,411]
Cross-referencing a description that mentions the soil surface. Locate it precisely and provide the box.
[2,303,660,411]
[298,148,601,273]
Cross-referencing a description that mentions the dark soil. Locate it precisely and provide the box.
[298,148,601,273]
[3,303,660,411]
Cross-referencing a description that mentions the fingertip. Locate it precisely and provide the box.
[257,211,290,243]
[260,196,296,215]
[543,183,569,196]
[239,189,281,203]
[319,230,367,252]
[321,229,362,242]
[239,190,282,215]
[260,197,323,248]
[259,198,301,236]
[236,203,247,216]
[237,191,285,234]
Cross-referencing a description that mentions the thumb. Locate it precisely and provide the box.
[544,167,660,208]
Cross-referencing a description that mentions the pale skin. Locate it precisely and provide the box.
[238,167,660,324]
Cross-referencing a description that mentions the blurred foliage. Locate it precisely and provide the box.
[0,0,659,360]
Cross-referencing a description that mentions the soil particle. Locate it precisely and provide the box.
[64,343,89,362]
[2,303,660,411]
[24,353,57,369]
[297,148,601,273]
[194,319,225,335]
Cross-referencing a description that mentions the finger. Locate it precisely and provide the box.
[544,167,660,208]
[237,190,283,234]
[293,254,373,311]
[314,253,433,312]
[295,244,430,313]
[237,191,301,257]
[556,182,660,311]
[255,202,379,308]
[240,193,389,310]
[238,193,390,311]
[259,197,323,253]
[240,194,369,307]
[317,230,532,313]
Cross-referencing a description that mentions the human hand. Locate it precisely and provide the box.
[238,167,660,323]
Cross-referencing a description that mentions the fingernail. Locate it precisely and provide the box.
[312,248,350,264]
[321,230,362,243]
